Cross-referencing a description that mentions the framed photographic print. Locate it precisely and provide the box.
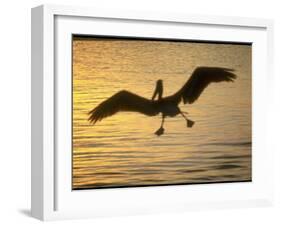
[31,4,274,221]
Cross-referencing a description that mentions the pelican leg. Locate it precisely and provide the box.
[155,115,165,136]
[180,111,195,128]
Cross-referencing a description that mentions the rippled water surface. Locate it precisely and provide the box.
[72,36,251,189]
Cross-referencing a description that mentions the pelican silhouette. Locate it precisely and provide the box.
[88,67,236,136]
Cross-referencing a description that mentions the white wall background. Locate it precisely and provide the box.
[0,0,280,225]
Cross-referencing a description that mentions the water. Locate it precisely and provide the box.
[72,37,252,189]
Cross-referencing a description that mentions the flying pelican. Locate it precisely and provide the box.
[88,67,236,136]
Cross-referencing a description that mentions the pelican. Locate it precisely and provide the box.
[88,67,236,136]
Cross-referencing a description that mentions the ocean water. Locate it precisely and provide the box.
[72,37,252,189]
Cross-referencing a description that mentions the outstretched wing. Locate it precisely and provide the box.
[172,67,237,104]
[88,90,158,124]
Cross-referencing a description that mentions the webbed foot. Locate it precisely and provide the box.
[187,119,195,128]
[155,127,165,136]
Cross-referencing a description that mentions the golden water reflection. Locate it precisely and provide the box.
[72,37,251,189]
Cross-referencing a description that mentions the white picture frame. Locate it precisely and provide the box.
[31,4,274,221]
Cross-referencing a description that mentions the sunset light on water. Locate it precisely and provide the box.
[72,36,251,189]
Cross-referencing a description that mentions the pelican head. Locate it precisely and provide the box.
[156,79,163,86]
[152,79,163,101]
